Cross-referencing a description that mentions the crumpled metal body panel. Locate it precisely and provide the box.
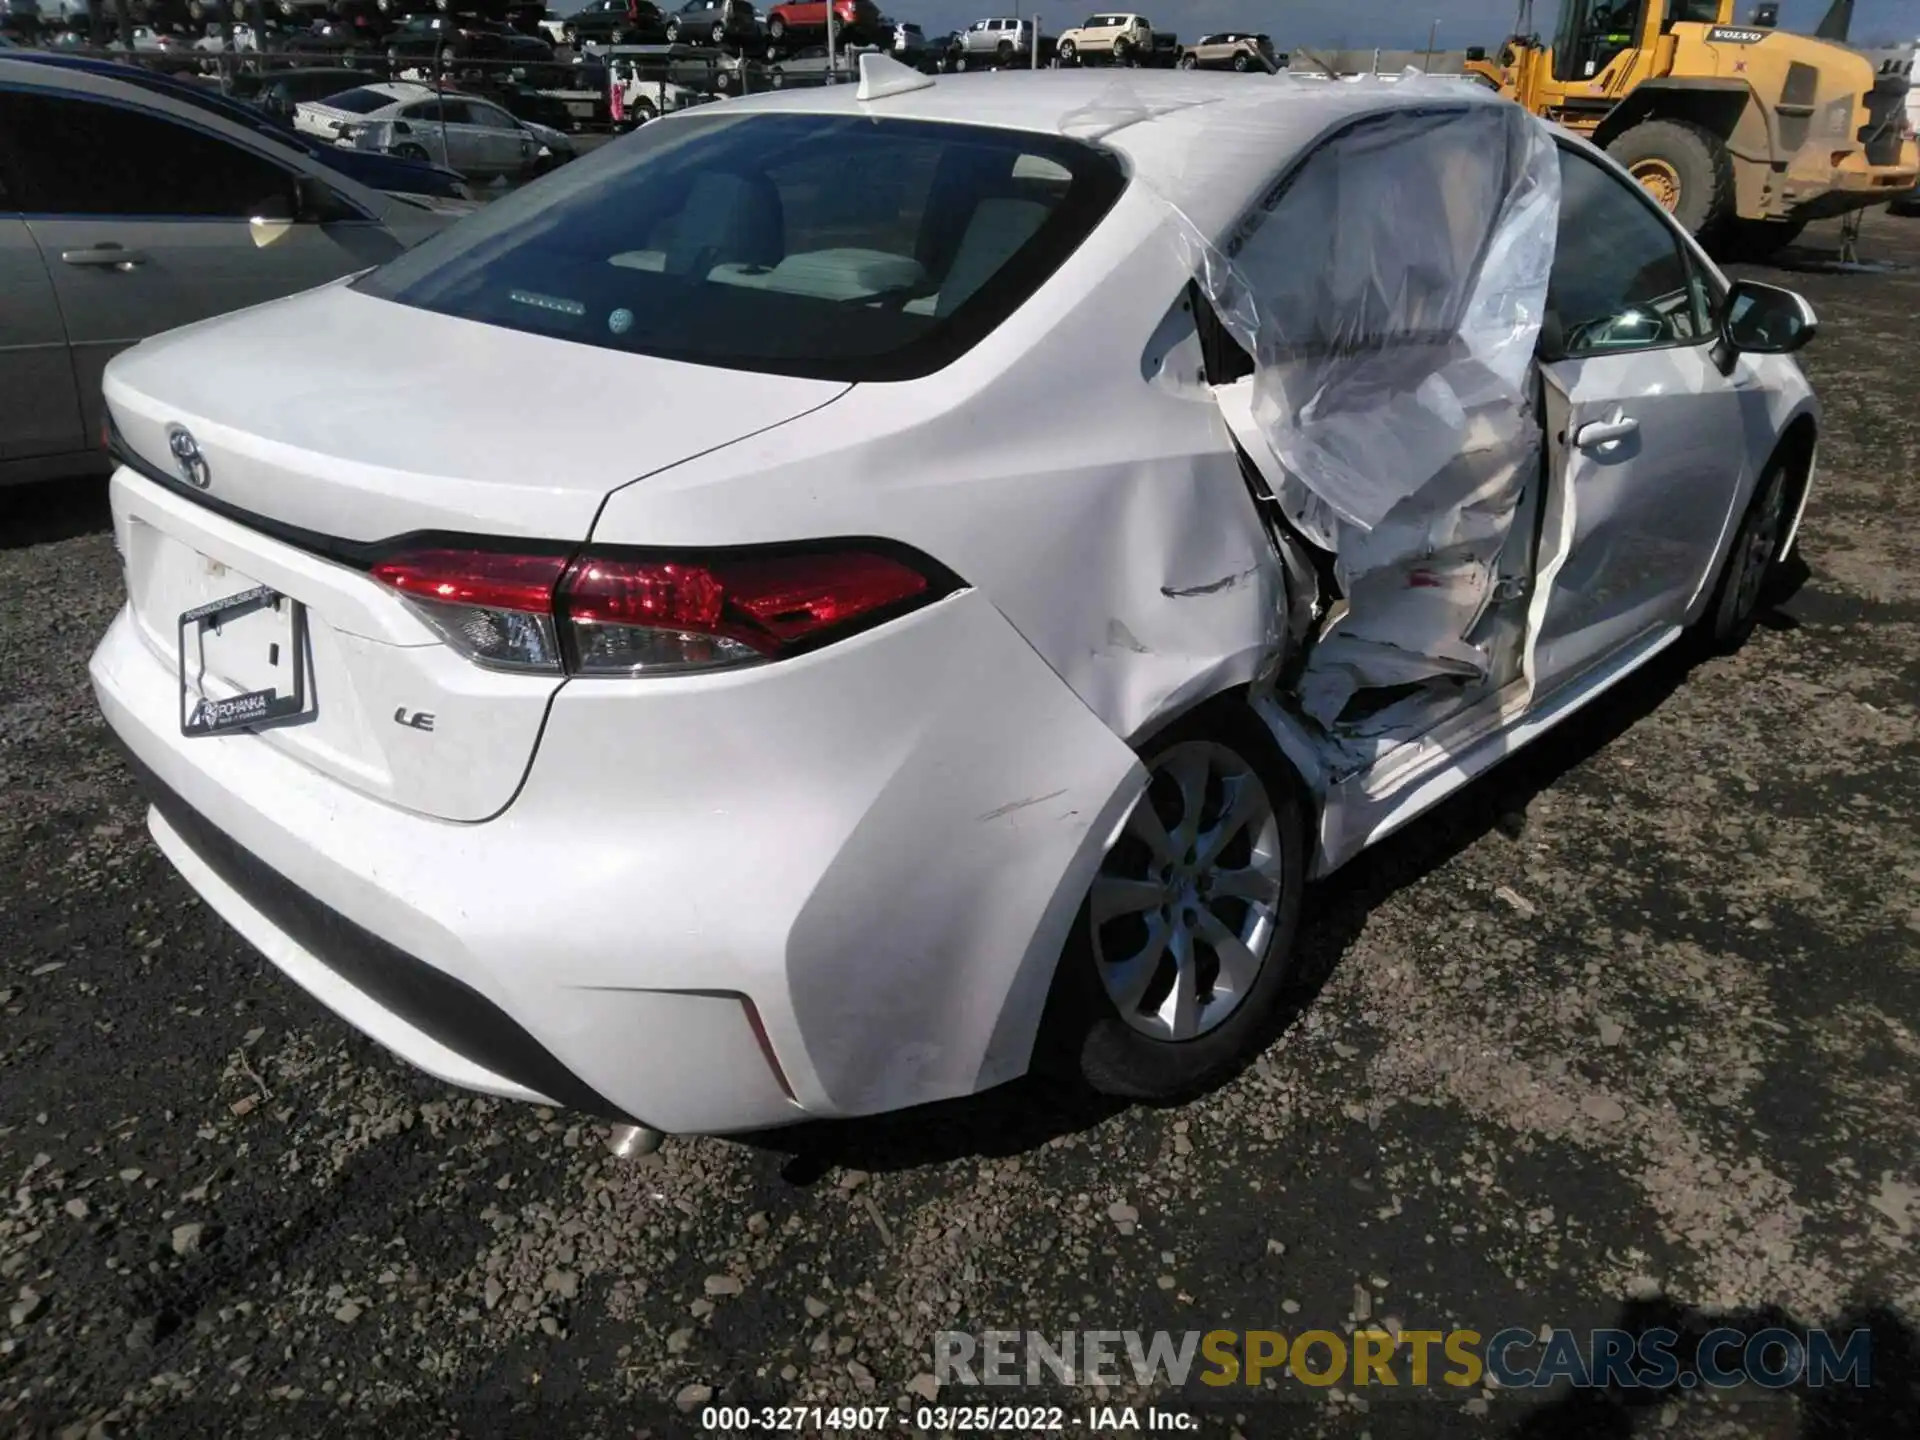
[1092,77,1564,769]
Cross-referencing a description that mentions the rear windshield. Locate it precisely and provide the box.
[320,87,399,114]
[353,111,1127,382]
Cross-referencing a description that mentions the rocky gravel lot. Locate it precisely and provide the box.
[2,214,1919,1440]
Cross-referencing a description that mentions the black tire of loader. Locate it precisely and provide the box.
[1605,118,1735,243]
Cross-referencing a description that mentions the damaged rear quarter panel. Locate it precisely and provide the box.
[588,188,1286,750]
[580,194,1281,1103]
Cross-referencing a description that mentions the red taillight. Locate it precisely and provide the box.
[370,545,945,677]
[559,550,933,675]
[371,549,568,613]
[370,549,568,673]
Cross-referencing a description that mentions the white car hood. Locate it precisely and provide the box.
[103,282,850,543]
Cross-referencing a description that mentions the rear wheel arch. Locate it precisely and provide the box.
[1591,80,1755,153]
[1767,411,1819,543]
[1032,689,1313,1101]
[1127,684,1330,848]
[1697,411,1818,650]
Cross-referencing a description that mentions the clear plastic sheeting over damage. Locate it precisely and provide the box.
[1180,80,1561,535]
[1076,76,1562,767]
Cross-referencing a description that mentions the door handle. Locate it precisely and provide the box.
[61,244,148,270]
[1575,413,1639,449]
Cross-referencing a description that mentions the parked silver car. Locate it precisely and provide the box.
[663,0,754,44]
[952,15,1036,66]
[763,41,855,85]
[0,58,456,487]
[296,82,570,181]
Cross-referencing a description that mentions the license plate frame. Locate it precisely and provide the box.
[177,584,312,738]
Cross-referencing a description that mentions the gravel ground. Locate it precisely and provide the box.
[2,213,1918,1440]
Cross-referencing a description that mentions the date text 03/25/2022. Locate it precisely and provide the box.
[699,1405,1196,1431]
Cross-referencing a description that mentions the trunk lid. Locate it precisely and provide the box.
[104,283,847,821]
[104,281,847,542]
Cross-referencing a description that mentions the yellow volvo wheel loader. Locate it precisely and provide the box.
[1466,0,1918,257]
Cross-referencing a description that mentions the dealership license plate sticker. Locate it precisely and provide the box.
[177,584,312,738]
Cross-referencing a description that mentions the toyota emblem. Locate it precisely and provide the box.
[166,424,211,490]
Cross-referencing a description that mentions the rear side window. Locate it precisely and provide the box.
[0,90,292,218]
[322,87,398,114]
[355,112,1127,382]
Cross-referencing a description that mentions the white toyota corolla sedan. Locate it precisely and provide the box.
[91,58,1820,1146]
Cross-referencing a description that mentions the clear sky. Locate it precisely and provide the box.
[885,1,1917,48]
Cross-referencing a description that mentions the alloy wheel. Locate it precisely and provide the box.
[1089,741,1286,1043]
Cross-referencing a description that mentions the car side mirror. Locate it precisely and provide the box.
[293,175,354,225]
[1712,278,1817,373]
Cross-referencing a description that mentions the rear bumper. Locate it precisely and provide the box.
[125,746,635,1121]
[92,567,1143,1132]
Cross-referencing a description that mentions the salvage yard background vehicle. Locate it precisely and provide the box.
[1465,0,1919,255]
[83,62,1822,1144]
[229,62,378,113]
[1178,31,1274,72]
[191,19,257,50]
[383,12,511,63]
[764,0,874,46]
[1055,10,1148,65]
[951,15,1038,67]
[662,0,751,45]
[561,0,661,45]
[296,79,567,175]
[763,39,848,84]
[458,70,576,127]
[0,56,455,488]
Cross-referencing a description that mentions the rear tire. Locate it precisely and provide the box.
[1177,52,1194,68]
[767,13,783,39]
[1057,37,1076,64]
[1036,702,1308,1103]
[1232,52,1249,71]
[1604,118,1734,242]
[1110,36,1130,65]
